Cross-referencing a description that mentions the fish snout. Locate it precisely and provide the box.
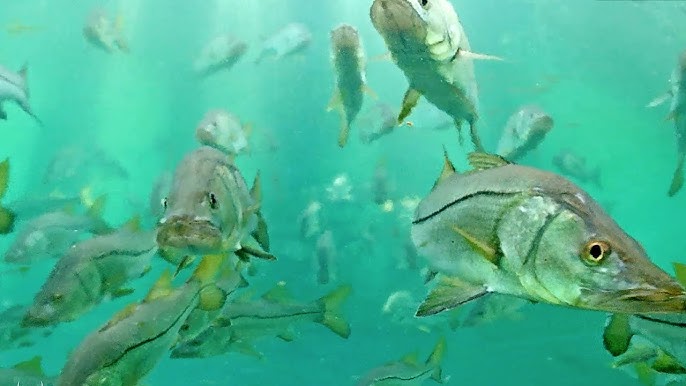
[21,307,54,328]
[156,215,223,255]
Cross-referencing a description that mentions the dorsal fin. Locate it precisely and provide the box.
[673,262,686,288]
[262,281,292,302]
[400,351,420,366]
[86,194,107,218]
[121,215,141,232]
[432,146,456,190]
[145,270,173,302]
[468,152,511,171]
[250,171,262,204]
[12,355,45,377]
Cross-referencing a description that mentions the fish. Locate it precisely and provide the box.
[372,161,390,205]
[0,63,41,125]
[0,304,53,352]
[370,0,502,150]
[461,293,529,328]
[552,149,602,189]
[411,151,686,317]
[0,158,16,234]
[195,109,251,156]
[354,337,446,386]
[328,24,374,148]
[254,23,312,65]
[156,146,274,268]
[314,230,336,285]
[193,35,248,78]
[0,356,55,386]
[5,23,41,36]
[56,255,227,386]
[297,200,322,240]
[4,197,111,264]
[7,192,83,223]
[326,173,353,202]
[648,50,686,196]
[170,283,352,359]
[22,217,157,327]
[358,102,398,144]
[496,105,554,161]
[42,144,129,189]
[83,9,128,53]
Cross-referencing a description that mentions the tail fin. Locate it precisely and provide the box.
[316,284,352,338]
[668,153,684,197]
[426,337,447,383]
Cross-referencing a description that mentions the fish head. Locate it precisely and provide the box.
[370,0,461,61]
[157,148,244,257]
[530,192,686,313]
[521,106,554,136]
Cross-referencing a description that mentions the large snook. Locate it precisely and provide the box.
[370,0,500,150]
[411,152,686,317]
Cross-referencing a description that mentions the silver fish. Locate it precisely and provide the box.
[254,23,312,64]
[411,152,686,316]
[358,102,398,144]
[22,220,156,327]
[156,146,273,266]
[552,149,602,188]
[195,109,250,156]
[83,9,128,53]
[0,64,40,125]
[193,35,247,78]
[648,50,686,196]
[0,305,53,352]
[328,24,372,148]
[497,105,554,161]
[370,0,501,150]
[315,230,336,285]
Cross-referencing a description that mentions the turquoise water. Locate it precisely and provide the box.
[1,0,686,385]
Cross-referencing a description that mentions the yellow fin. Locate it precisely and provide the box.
[79,185,94,208]
[603,313,633,356]
[432,146,456,190]
[398,87,422,124]
[400,351,420,366]
[635,362,657,386]
[12,355,45,377]
[111,287,135,298]
[337,117,350,148]
[145,270,173,302]
[317,284,352,339]
[672,262,686,288]
[426,337,447,367]
[199,285,227,311]
[667,153,684,197]
[102,303,138,331]
[251,212,271,252]
[0,158,9,198]
[326,89,341,112]
[416,276,488,317]
[262,281,291,302]
[121,215,141,232]
[362,84,378,100]
[451,225,499,265]
[652,349,686,374]
[0,206,15,234]
[468,152,511,170]
[86,193,107,218]
[190,254,224,285]
[277,329,296,342]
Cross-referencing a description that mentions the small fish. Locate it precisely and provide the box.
[327,24,374,148]
[4,197,111,264]
[411,151,686,317]
[297,200,322,240]
[56,255,226,386]
[193,35,248,78]
[552,149,602,188]
[497,105,554,161]
[648,49,686,197]
[156,146,274,268]
[42,144,129,189]
[0,356,55,386]
[314,230,336,285]
[83,9,128,53]
[0,158,16,234]
[22,218,156,327]
[0,304,53,352]
[358,102,397,144]
[370,0,502,150]
[372,161,390,205]
[195,109,251,156]
[5,23,41,36]
[354,337,446,386]
[254,23,312,64]
[170,283,352,359]
[0,63,41,125]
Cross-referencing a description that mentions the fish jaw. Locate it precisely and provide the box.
[580,287,686,314]
[156,215,224,256]
[22,303,59,327]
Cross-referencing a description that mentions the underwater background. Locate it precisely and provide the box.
[1,0,686,385]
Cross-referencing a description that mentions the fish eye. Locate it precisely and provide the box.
[420,0,429,7]
[209,193,219,210]
[581,240,611,265]
[161,197,168,209]
[52,293,63,302]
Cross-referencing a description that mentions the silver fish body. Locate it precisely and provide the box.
[195,109,249,156]
[255,23,312,64]
[0,64,40,124]
[194,35,247,78]
[497,105,554,161]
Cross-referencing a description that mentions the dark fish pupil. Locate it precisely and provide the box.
[420,0,428,6]
[209,193,218,209]
[590,244,603,259]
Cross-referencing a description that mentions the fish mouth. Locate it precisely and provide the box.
[156,216,224,256]
[580,287,686,313]
[21,308,55,328]
[371,0,425,42]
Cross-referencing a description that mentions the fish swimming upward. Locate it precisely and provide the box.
[411,151,686,317]
[0,64,41,125]
[370,0,501,150]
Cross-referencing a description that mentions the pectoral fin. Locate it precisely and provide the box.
[673,262,686,287]
[111,287,135,298]
[238,237,277,261]
[398,87,422,124]
[646,92,672,108]
[603,313,633,357]
[450,225,499,265]
[416,276,488,317]
[667,153,684,197]
[432,146,457,190]
[457,49,504,61]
